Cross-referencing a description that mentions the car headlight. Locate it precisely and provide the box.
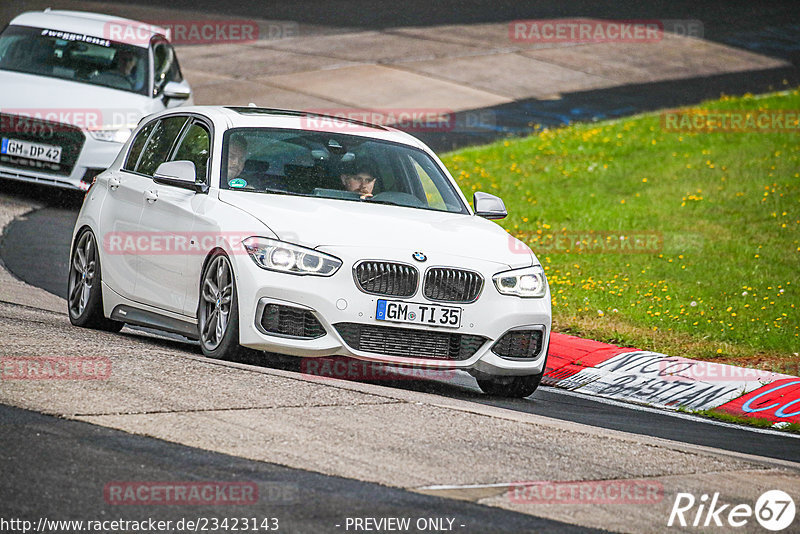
[242,237,342,276]
[88,127,133,144]
[493,265,548,298]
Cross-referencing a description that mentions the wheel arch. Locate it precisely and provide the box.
[196,246,229,315]
[70,224,111,283]
[70,224,94,254]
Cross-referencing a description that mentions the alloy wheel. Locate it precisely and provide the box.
[199,255,234,350]
[68,231,97,318]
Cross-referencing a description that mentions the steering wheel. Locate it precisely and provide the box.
[371,191,427,208]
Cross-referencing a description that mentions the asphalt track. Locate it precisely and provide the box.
[0,182,798,467]
[0,404,603,533]
[104,0,800,48]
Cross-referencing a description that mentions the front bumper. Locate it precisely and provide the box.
[234,248,551,377]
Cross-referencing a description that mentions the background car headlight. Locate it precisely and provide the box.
[493,265,548,297]
[88,127,133,144]
[242,237,341,276]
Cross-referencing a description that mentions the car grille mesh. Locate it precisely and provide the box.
[0,113,85,176]
[354,261,418,297]
[423,268,483,303]
[334,323,485,361]
[491,329,544,360]
[260,304,326,339]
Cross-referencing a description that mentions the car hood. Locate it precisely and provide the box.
[218,190,536,268]
[0,70,151,129]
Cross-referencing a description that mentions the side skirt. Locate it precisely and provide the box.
[111,305,199,340]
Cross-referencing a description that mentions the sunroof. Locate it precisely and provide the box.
[225,107,388,131]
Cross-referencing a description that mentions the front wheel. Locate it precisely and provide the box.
[476,371,543,398]
[198,252,254,361]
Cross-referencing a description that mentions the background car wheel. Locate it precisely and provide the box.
[198,252,256,362]
[476,371,544,398]
[67,229,124,332]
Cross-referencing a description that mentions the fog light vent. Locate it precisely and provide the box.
[491,328,544,360]
[260,304,326,339]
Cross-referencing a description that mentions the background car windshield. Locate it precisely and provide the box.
[0,25,148,95]
[221,128,468,214]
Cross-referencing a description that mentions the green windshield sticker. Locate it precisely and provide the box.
[229,178,247,188]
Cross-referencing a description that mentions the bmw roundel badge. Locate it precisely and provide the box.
[412,251,427,262]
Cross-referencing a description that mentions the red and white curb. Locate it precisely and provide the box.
[545,333,800,426]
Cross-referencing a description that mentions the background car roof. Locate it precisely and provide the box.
[9,9,168,49]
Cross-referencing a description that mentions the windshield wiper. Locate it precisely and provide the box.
[259,188,309,197]
[363,198,399,206]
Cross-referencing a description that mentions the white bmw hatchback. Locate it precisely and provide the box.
[0,10,192,190]
[68,106,551,397]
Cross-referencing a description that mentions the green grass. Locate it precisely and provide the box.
[442,87,800,368]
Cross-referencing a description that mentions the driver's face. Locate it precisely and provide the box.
[116,52,136,75]
[228,142,247,179]
[341,172,376,195]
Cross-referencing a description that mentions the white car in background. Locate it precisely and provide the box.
[0,9,192,190]
[68,106,551,397]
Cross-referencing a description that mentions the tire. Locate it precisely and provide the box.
[477,371,544,398]
[67,229,124,332]
[197,252,255,361]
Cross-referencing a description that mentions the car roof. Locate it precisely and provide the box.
[9,9,167,49]
[172,106,432,151]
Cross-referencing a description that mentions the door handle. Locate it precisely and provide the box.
[108,177,121,190]
[144,190,158,203]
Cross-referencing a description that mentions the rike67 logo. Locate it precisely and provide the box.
[668,490,796,531]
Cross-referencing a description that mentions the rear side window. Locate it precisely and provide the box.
[123,120,157,171]
[172,121,210,182]
[135,116,189,176]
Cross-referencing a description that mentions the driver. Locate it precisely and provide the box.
[111,49,141,90]
[340,157,378,198]
[227,136,248,181]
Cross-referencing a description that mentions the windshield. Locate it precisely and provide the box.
[221,128,468,214]
[0,25,149,95]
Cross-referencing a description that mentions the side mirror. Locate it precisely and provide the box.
[153,160,205,192]
[474,191,507,220]
[162,80,192,101]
